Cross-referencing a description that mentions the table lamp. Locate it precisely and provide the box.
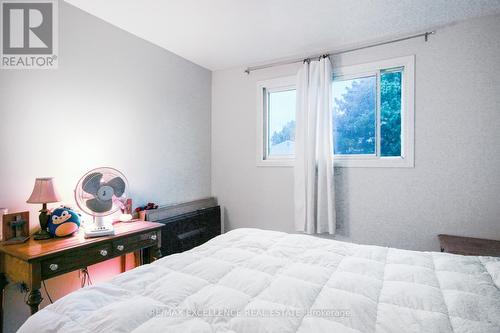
[27,177,61,240]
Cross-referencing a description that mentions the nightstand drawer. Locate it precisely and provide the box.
[41,243,113,278]
[112,231,158,255]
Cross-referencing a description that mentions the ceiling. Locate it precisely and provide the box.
[65,0,500,71]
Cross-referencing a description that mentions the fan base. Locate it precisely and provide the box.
[84,224,115,238]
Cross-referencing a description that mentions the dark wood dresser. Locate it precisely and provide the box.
[438,234,500,257]
[145,198,222,256]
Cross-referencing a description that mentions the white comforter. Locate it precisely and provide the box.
[19,228,500,333]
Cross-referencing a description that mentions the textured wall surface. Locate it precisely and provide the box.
[0,3,211,332]
[212,14,500,252]
[64,0,500,70]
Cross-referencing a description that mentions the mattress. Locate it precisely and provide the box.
[19,228,500,333]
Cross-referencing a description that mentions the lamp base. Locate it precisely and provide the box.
[33,229,52,240]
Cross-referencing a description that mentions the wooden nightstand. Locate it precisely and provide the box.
[438,234,500,257]
[0,221,164,324]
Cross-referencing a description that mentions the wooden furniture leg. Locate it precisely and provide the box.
[26,289,43,315]
[143,232,162,264]
[134,250,141,267]
[120,255,126,273]
[0,273,8,333]
[154,246,162,261]
[142,247,152,265]
[153,231,162,262]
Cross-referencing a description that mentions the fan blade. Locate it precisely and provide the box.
[86,198,113,213]
[106,177,126,197]
[82,172,103,196]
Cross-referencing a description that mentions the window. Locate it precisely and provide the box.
[380,69,403,157]
[267,89,296,157]
[257,55,414,167]
[333,75,377,155]
[257,76,297,166]
[332,56,414,167]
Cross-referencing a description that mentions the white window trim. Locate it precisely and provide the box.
[256,75,296,167]
[256,55,415,168]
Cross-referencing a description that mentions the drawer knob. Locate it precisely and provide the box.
[49,264,58,271]
[116,245,124,251]
[100,249,108,257]
[151,234,157,241]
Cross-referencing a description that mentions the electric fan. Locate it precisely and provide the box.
[74,167,128,238]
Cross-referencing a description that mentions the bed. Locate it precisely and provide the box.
[19,228,500,333]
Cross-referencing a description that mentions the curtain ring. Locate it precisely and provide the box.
[303,58,311,64]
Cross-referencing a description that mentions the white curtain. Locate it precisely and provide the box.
[294,57,336,234]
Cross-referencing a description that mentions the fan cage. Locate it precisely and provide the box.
[74,167,129,217]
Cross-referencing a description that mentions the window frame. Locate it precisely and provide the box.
[256,76,297,167]
[256,55,415,168]
[332,55,415,168]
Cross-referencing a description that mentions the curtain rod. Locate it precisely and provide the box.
[244,30,435,74]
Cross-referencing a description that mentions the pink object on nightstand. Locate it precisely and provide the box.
[27,178,61,204]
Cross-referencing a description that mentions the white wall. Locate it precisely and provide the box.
[212,14,500,252]
[0,2,212,217]
[0,3,211,332]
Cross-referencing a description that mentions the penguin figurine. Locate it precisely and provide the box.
[48,207,81,237]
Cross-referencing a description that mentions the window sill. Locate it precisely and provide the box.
[257,159,294,167]
[257,156,414,168]
[334,156,414,168]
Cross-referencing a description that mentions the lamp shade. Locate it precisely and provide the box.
[27,178,61,204]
